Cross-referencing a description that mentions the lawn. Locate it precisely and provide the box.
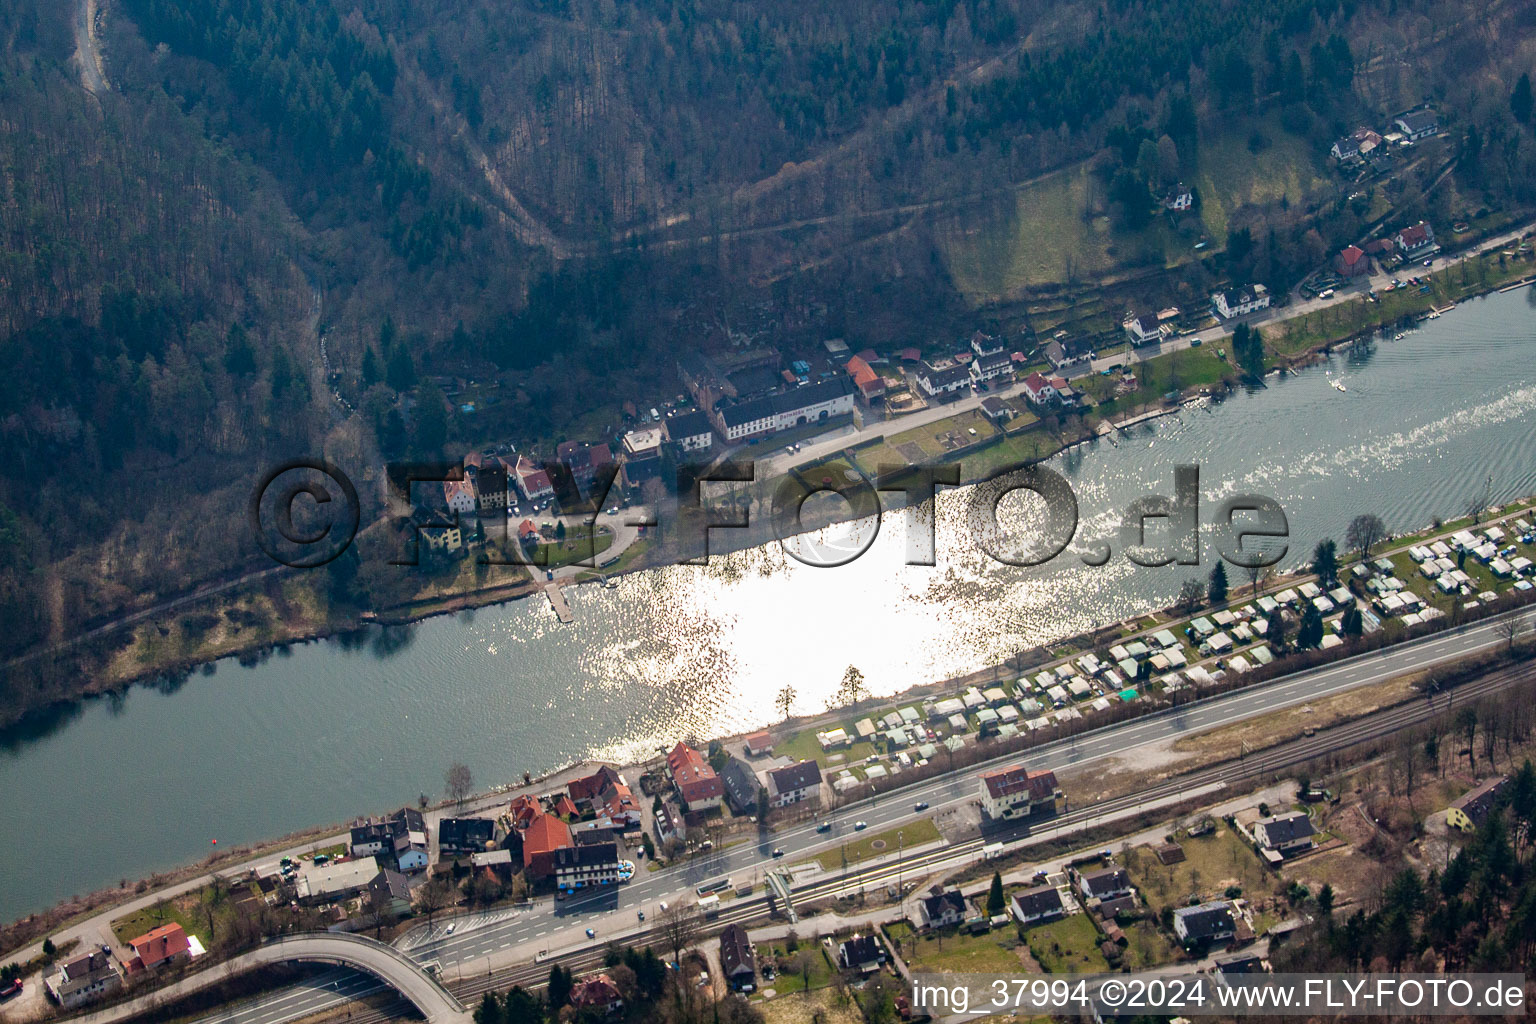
[1119,919,1183,969]
[1023,913,1111,973]
[854,410,1001,476]
[814,818,942,871]
[1124,827,1275,913]
[111,879,251,949]
[1195,120,1330,244]
[532,529,614,568]
[886,920,1028,973]
[775,727,877,771]
[939,165,1190,300]
[759,943,836,993]
[796,455,865,489]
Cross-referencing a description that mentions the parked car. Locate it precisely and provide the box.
[1,980,22,1000]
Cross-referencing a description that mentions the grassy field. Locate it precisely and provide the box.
[886,920,1028,973]
[814,818,942,871]
[758,943,836,993]
[1195,121,1330,244]
[854,408,1000,476]
[111,879,252,949]
[1022,912,1111,973]
[775,727,877,770]
[939,166,1188,301]
[1124,827,1275,913]
[1120,918,1183,969]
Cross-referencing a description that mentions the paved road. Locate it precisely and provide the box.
[1092,223,1534,376]
[67,934,469,1024]
[169,605,1535,1024]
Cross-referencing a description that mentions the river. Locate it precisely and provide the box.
[3,286,1535,924]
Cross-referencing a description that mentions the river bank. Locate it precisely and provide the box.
[7,230,1531,737]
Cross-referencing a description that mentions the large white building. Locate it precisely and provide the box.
[1211,284,1270,320]
[978,765,1060,821]
[764,760,823,808]
[714,378,855,441]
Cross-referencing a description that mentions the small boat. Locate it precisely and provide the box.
[1331,378,1347,392]
[1394,332,1405,341]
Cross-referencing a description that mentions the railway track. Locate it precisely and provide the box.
[300,657,1533,1024]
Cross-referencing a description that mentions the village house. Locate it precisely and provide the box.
[513,456,555,503]
[298,858,383,903]
[719,924,758,991]
[978,765,1061,821]
[1393,220,1437,258]
[1334,244,1371,278]
[522,811,576,882]
[46,949,124,1009]
[569,974,625,1017]
[653,801,686,845]
[620,426,664,486]
[744,731,775,757]
[553,841,623,892]
[980,396,1017,423]
[437,817,497,857]
[765,760,823,808]
[1252,810,1318,858]
[1330,127,1383,162]
[1447,776,1509,832]
[916,359,972,398]
[1010,884,1066,926]
[1122,310,1164,346]
[1044,339,1092,371]
[837,934,887,973]
[663,410,714,453]
[1173,901,1237,946]
[1078,866,1134,901]
[1163,182,1194,211]
[720,755,761,814]
[1211,284,1270,319]
[912,888,976,931]
[1021,372,1058,408]
[1393,109,1439,141]
[442,478,477,517]
[845,355,888,404]
[1048,376,1080,409]
[367,868,413,917]
[667,741,724,810]
[126,923,191,972]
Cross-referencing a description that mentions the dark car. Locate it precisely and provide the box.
[913,801,929,811]
[772,848,785,858]
[854,820,868,831]
[816,822,832,833]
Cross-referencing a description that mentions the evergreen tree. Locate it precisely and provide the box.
[987,871,1005,915]
[1513,73,1534,126]
[1340,605,1363,638]
[386,343,417,391]
[413,383,449,455]
[1312,539,1338,584]
[1297,605,1324,648]
[547,964,573,1009]
[224,323,257,377]
[1208,561,1229,604]
[362,346,381,387]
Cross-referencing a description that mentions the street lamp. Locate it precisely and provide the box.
[897,831,904,898]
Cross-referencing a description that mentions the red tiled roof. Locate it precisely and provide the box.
[898,347,922,362]
[508,794,541,829]
[980,765,1059,801]
[1397,222,1430,248]
[128,923,189,969]
[553,794,579,819]
[1338,245,1365,266]
[570,974,623,1009]
[521,812,574,867]
[518,519,538,538]
[668,742,723,803]
[745,730,774,751]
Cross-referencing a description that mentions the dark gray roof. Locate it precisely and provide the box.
[438,818,495,849]
[369,868,411,902]
[1255,811,1316,847]
[719,394,777,428]
[919,361,972,388]
[974,350,1012,371]
[1012,884,1064,918]
[720,756,760,813]
[553,842,620,870]
[1080,866,1131,896]
[1396,109,1439,133]
[770,377,853,414]
[921,890,969,920]
[839,934,883,966]
[769,759,822,793]
[665,410,712,440]
[1175,901,1235,940]
[719,923,756,977]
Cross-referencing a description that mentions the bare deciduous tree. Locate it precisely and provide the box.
[445,762,474,808]
[658,902,702,966]
[1346,514,1387,561]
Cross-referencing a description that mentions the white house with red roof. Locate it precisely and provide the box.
[1021,372,1058,407]
[513,456,554,502]
[443,478,477,516]
[978,765,1061,821]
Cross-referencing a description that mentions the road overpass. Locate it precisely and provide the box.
[62,933,469,1024]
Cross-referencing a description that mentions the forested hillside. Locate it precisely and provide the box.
[2,0,1535,722]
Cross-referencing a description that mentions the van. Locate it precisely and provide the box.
[1318,288,1335,299]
